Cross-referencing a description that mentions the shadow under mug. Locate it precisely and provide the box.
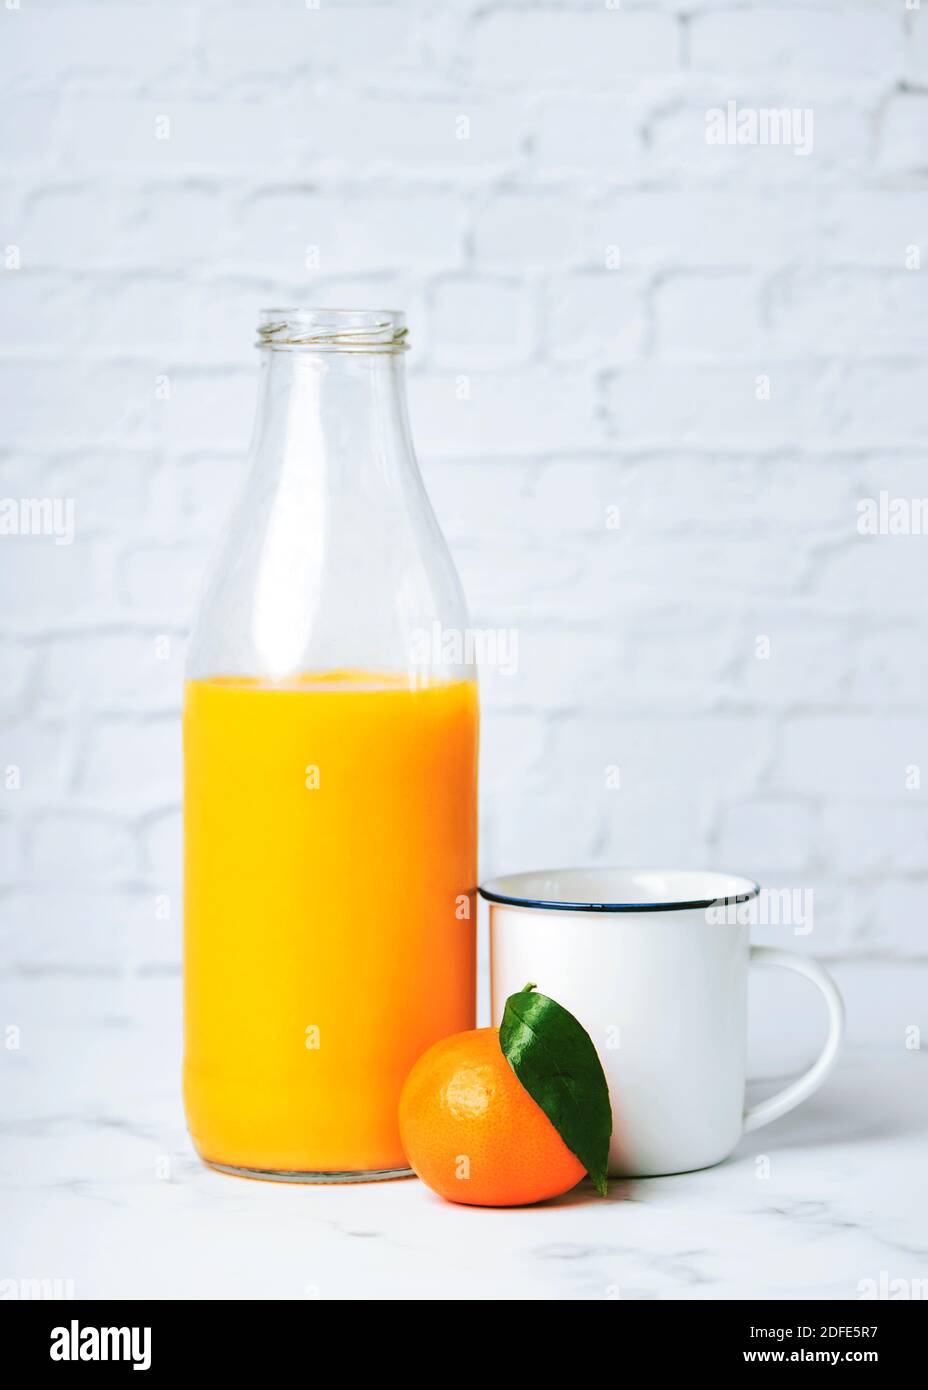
[480,868,845,1179]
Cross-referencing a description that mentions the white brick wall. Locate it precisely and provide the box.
[1,1,926,1054]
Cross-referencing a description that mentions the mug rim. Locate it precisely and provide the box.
[478,867,762,914]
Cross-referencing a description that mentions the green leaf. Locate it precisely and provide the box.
[499,982,611,1197]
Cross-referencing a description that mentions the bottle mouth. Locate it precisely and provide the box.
[257,308,408,353]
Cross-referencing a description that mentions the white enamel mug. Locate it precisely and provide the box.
[482,868,845,1178]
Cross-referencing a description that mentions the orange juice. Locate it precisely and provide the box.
[183,672,478,1177]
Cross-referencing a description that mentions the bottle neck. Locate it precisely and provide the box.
[187,311,471,685]
[251,348,415,487]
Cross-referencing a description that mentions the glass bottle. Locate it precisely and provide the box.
[183,309,478,1181]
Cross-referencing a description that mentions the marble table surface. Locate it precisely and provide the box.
[2,977,926,1301]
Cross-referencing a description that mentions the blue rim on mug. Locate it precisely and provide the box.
[478,868,762,914]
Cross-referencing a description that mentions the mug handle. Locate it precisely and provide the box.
[743,946,845,1133]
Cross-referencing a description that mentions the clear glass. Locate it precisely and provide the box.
[183,309,478,1182]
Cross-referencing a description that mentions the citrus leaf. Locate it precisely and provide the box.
[499,983,611,1197]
